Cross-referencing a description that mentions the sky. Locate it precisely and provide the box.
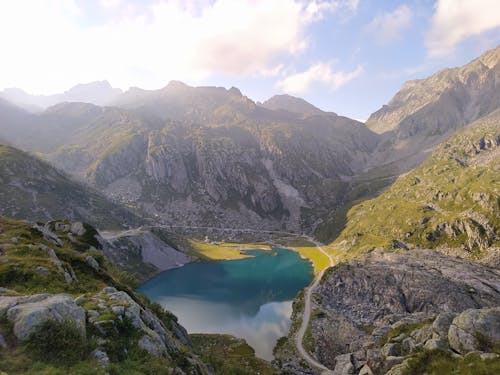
[0,0,499,120]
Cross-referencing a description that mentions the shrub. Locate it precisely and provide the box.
[25,320,89,366]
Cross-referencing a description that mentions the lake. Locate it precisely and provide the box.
[138,248,313,360]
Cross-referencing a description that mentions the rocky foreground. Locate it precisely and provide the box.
[276,249,500,374]
[0,216,211,374]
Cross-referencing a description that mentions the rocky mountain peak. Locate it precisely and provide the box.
[477,45,500,69]
[261,94,326,116]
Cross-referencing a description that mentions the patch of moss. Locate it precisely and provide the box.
[402,350,500,375]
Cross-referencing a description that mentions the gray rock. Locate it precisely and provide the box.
[382,343,400,357]
[0,333,8,349]
[74,295,86,305]
[448,307,500,354]
[432,312,456,338]
[480,353,500,360]
[365,349,384,374]
[54,222,71,232]
[391,333,407,342]
[385,359,412,375]
[401,337,417,354]
[87,309,100,322]
[92,348,110,367]
[138,333,167,357]
[0,297,20,317]
[34,266,50,276]
[71,222,86,236]
[371,326,391,344]
[93,320,116,336]
[357,364,373,375]
[86,256,100,271]
[0,287,15,296]
[424,338,448,351]
[33,224,63,247]
[333,353,355,375]
[102,286,117,294]
[111,305,125,316]
[383,356,405,373]
[5,294,85,341]
[411,325,434,344]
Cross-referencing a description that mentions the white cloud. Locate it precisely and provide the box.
[366,5,412,44]
[427,0,500,57]
[0,0,357,94]
[100,0,121,8]
[277,62,363,94]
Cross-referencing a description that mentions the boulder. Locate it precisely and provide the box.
[5,294,85,341]
[333,353,355,375]
[0,333,7,349]
[448,307,500,354]
[423,338,448,351]
[71,222,86,236]
[357,364,373,375]
[86,256,100,271]
[432,312,456,338]
[401,337,417,354]
[382,343,400,357]
[138,333,167,357]
[92,348,110,367]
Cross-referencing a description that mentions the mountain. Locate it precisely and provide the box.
[332,109,500,263]
[0,84,380,232]
[0,81,122,111]
[260,94,326,116]
[367,46,500,170]
[0,145,141,229]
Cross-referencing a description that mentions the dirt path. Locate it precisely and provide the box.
[295,237,334,372]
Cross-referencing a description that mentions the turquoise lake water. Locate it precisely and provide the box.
[138,248,313,360]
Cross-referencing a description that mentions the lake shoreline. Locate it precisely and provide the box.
[138,247,313,360]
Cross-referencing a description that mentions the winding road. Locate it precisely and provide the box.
[295,237,335,372]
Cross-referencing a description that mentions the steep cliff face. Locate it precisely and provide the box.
[0,145,140,229]
[0,85,379,232]
[101,228,192,282]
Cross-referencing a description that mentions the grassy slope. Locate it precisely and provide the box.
[0,216,197,374]
[0,145,141,230]
[329,110,500,260]
[190,334,278,375]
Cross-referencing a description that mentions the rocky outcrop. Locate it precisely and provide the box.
[0,288,209,374]
[277,250,500,374]
[101,228,192,282]
[448,308,500,354]
[0,294,85,341]
[85,287,189,357]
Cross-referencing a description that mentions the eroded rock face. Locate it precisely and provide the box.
[86,287,189,358]
[277,250,500,374]
[0,288,209,373]
[1,294,85,341]
[315,250,500,355]
[448,307,500,354]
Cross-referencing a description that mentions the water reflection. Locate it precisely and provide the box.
[158,297,293,360]
[139,248,312,360]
